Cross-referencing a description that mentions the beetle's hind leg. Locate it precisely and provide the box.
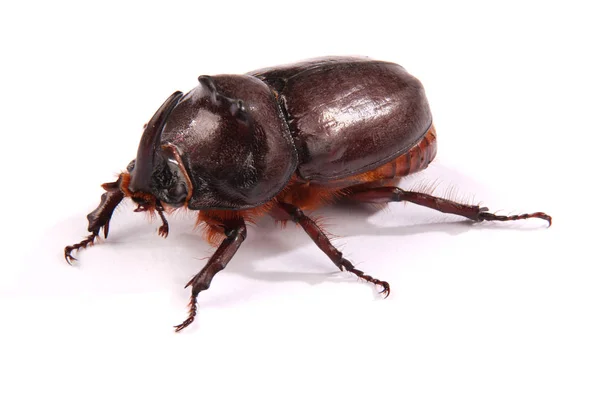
[347,187,552,225]
[64,178,125,264]
[274,202,390,297]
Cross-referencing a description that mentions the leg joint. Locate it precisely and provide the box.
[224,223,247,240]
[279,202,304,223]
[391,187,405,201]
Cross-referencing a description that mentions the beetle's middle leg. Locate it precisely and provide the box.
[274,202,390,297]
[174,218,247,332]
[347,187,552,225]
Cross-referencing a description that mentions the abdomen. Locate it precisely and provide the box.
[250,57,433,182]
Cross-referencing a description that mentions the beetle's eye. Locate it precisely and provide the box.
[126,160,136,172]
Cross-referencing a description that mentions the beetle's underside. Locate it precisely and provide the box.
[64,124,551,331]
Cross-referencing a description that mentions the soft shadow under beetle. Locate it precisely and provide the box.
[65,57,551,331]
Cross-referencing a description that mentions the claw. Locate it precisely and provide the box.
[64,248,77,265]
[539,213,553,226]
[156,206,169,238]
[478,211,553,226]
[158,224,169,238]
[174,302,197,332]
[379,282,391,298]
[174,292,199,332]
[63,234,97,265]
[174,318,193,332]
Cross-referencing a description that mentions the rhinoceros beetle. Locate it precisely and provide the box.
[64,57,551,331]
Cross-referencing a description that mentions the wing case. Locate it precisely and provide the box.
[251,57,432,181]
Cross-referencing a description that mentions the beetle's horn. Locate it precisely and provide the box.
[129,91,183,192]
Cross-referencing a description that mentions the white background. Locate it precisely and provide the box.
[1,1,598,400]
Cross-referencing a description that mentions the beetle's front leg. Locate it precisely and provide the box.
[274,202,390,297]
[64,177,125,264]
[174,218,247,332]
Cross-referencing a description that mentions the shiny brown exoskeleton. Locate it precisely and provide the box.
[64,57,551,331]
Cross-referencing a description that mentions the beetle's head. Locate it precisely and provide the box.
[123,91,192,211]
